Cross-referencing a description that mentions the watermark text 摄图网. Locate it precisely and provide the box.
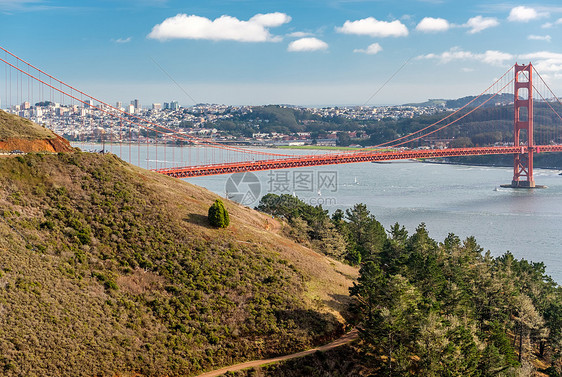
[225,170,338,207]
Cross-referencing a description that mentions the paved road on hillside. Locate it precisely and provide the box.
[194,328,359,377]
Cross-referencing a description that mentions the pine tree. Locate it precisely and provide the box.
[208,199,230,228]
[344,203,386,264]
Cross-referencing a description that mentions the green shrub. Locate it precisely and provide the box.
[208,199,230,228]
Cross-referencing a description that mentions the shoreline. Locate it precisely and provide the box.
[421,158,562,172]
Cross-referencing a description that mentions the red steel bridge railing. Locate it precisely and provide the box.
[156,145,562,178]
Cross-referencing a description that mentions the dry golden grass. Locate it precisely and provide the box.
[0,109,55,140]
[137,165,358,319]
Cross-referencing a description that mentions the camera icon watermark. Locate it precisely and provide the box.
[225,170,338,207]
[225,172,261,206]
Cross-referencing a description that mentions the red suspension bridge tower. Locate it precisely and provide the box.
[510,63,536,188]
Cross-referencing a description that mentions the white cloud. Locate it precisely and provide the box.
[287,31,314,38]
[250,13,292,27]
[418,47,514,66]
[528,35,551,42]
[481,50,514,65]
[113,37,132,44]
[0,0,62,11]
[354,43,383,55]
[508,6,545,22]
[419,48,474,64]
[147,12,291,42]
[415,17,450,33]
[421,48,562,77]
[0,0,36,8]
[541,15,562,28]
[336,17,408,37]
[465,16,499,34]
[519,51,562,74]
[287,37,328,52]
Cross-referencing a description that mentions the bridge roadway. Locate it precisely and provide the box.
[155,145,562,178]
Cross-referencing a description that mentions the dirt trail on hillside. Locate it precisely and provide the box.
[194,328,359,377]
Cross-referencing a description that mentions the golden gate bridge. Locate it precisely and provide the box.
[2,45,562,188]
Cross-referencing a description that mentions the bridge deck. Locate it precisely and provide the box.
[154,145,562,178]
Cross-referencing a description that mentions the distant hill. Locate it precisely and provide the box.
[402,99,447,108]
[404,93,513,109]
[0,115,356,376]
[241,105,305,133]
[444,93,513,109]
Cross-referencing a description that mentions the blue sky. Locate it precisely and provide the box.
[2,0,562,106]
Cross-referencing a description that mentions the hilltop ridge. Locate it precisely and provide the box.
[0,109,73,153]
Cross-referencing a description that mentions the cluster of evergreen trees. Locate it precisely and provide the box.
[256,194,562,376]
[256,194,386,265]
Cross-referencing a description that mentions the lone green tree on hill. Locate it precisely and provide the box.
[208,199,230,228]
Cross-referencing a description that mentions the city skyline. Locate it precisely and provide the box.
[1,0,562,106]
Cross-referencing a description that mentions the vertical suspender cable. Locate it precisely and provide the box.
[119,121,122,160]
[137,124,140,168]
[128,119,132,165]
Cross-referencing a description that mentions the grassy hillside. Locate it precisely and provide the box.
[0,151,356,376]
[0,110,55,140]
